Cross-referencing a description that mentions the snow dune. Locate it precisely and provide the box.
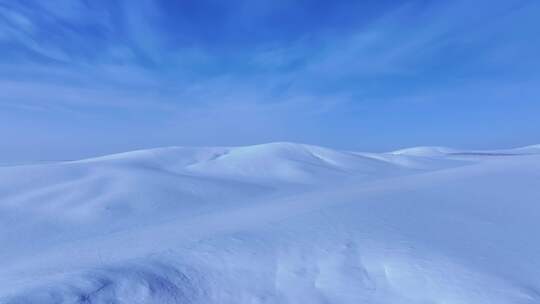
[0,142,539,303]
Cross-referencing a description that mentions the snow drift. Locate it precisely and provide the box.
[0,142,539,303]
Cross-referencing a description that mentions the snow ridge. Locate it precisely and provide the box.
[1,142,539,303]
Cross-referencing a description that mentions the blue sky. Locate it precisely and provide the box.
[0,0,539,161]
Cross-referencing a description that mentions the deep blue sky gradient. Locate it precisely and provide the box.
[0,0,539,161]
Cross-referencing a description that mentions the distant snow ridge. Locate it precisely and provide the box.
[1,142,540,303]
[390,146,460,157]
[391,144,540,157]
[183,142,411,184]
[77,142,421,185]
[506,144,540,154]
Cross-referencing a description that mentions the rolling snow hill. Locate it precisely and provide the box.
[0,142,539,303]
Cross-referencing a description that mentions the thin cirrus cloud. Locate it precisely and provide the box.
[0,0,539,162]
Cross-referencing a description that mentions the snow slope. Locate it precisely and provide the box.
[0,142,539,303]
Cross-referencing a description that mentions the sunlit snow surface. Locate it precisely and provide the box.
[1,142,539,303]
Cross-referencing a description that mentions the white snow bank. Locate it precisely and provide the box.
[1,142,539,303]
[390,146,460,157]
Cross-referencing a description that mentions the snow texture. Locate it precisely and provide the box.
[1,142,539,303]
